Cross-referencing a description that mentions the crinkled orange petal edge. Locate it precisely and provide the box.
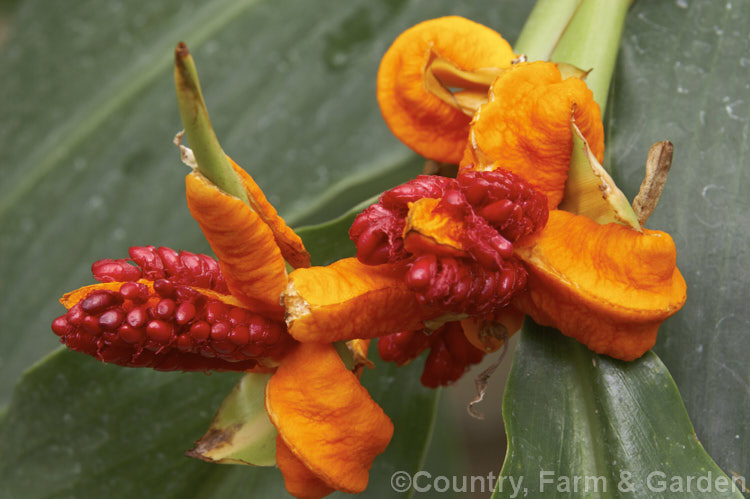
[462,61,604,210]
[377,16,516,164]
[282,257,429,342]
[275,435,334,499]
[228,157,310,269]
[266,342,394,494]
[185,171,287,318]
[514,210,687,360]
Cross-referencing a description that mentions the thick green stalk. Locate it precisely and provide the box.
[513,0,582,61]
[514,0,632,114]
[174,42,249,205]
[550,0,632,113]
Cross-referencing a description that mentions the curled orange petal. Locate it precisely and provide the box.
[462,61,604,209]
[377,16,516,163]
[275,435,334,499]
[403,197,470,257]
[266,342,394,494]
[514,210,687,360]
[282,257,428,342]
[228,157,310,269]
[186,171,287,318]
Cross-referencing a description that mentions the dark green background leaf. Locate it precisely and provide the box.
[0,0,532,496]
[1,0,748,497]
[497,322,743,498]
[0,0,531,405]
[607,0,750,483]
[0,345,439,498]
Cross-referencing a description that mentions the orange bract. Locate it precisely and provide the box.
[185,171,287,318]
[403,197,469,256]
[275,435,334,499]
[228,157,310,269]
[377,16,516,163]
[513,210,687,360]
[282,257,428,342]
[266,342,394,494]
[462,61,604,210]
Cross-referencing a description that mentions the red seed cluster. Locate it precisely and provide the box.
[348,204,407,265]
[350,171,547,268]
[378,322,483,388]
[458,169,548,242]
[406,254,527,317]
[51,280,293,372]
[92,246,228,293]
[349,176,454,265]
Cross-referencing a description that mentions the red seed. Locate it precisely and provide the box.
[175,285,198,302]
[378,330,430,366]
[228,325,250,345]
[98,309,124,330]
[129,246,165,279]
[180,252,202,275]
[406,254,437,290]
[228,307,249,325]
[81,290,120,314]
[190,321,210,341]
[349,204,407,265]
[146,320,173,342]
[205,301,228,323]
[479,199,515,225]
[92,259,141,282]
[175,302,196,325]
[240,344,264,357]
[82,315,102,335]
[119,282,148,302]
[210,322,229,341]
[380,175,454,210]
[156,247,181,275]
[66,303,85,326]
[489,234,513,259]
[118,324,145,344]
[155,298,176,319]
[51,315,71,336]
[176,334,193,351]
[212,341,235,354]
[153,279,175,298]
[126,307,148,328]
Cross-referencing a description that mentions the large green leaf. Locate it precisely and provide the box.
[493,1,750,495]
[0,0,532,406]
[2,0,748,497]
[0,345,439,498]
[0,3,533,496]
[497,322,743,498]
[607,0,750,481]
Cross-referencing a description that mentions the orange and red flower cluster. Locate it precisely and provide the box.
[50,16,687,499]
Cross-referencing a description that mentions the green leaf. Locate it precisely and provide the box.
[607,0,750,482]
[496,321,743,498]
[0,345,439,498]
[186,372,277,467]
[0,0,532,405]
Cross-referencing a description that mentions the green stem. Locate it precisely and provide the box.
[550,0,632,113]
[513,0,582,61]
[174,42,250,205]
[333,341,355,371]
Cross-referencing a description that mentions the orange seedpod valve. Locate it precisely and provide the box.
[377,16,517,163]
